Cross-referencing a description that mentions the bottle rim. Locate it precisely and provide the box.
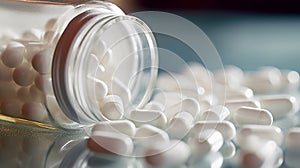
[52,6,158,124]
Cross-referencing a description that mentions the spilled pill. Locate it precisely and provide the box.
[233,106,273,126]
[190,120,236,141]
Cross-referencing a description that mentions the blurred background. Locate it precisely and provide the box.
[110,0,300,72]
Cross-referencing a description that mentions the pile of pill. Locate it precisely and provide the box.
[0,18,131,124]
[1,18,300,167]
[87,63,300,167]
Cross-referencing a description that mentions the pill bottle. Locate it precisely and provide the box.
[0,0,158,129]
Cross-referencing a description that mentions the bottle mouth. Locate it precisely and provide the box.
[52,7,158,124]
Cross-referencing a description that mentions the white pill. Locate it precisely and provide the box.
[21,102,48,122]
[35,74,52,94]
[87,130,133,156]
[100,95,124,120]
[0,82,18,100]
[236,125,283,146]
[43,31,56,43]
[220,141,236,159]
[280,70,299,88]
[100,48,111,67]
[88,77,108,99]
[238,136,283,168]
[188,129,224,157]
[165,97,200,120]
[135,124,169,147]
[1,42,25,68]
[1,99,23,117]
[157,73,197,91]
[29,85,45,102]
[257,95,299,119]
[214,65,244,87]
[225,99,260,115]
[22,29,43,41]
[181,62,214,88]
[91,120,136,137]
[24,42,44,61]
[127,109,167,128]
[144,101,165,111]
[243,67,282,93]
[0,61,13,82]
[144,140,191,167]
[285,127,300,149]
[167,112,194,139]
[13,63,35,86]
[32,49,52,74]
[17,87,31,102]
[45,18,57,30]
[190,120,236,141]
[226,87,254,99]
[152,90,185,107]
[233,106,273,126]
[200,105,230,121]
[108,78,131,105]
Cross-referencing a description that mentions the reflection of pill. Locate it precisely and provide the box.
[190,120,236,141]
[257,95,299,119]
[144,140,191,167]
[234,106,273,126]
[188,129,223,157]
[1,99,22,117]
[144,101,165,111]
[87,131,133,156]
[91,120,136,137]
[237,125,283,146]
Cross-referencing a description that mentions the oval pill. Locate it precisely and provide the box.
[167,112,194,139]
[190,120,236,141]
[233,106,273,126]
[225,99,260,115]
[257,95,299,119]
[285,127,300,149]
[200,105,230,121]
[236,125,283,146]
[135,124,169,147]
[128,109,167,128]
[91,120,136,137]
[165,97,200,120]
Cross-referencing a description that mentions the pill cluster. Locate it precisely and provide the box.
[88,63,300,167]
[0,18,132,124]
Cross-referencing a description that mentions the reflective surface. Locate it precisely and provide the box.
[1,112,300,168]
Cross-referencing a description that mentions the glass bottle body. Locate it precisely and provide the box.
[0,1,158,129]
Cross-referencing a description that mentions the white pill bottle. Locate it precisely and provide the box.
[0,1,158,129]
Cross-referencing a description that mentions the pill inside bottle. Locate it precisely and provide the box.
[0,1,158,129]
